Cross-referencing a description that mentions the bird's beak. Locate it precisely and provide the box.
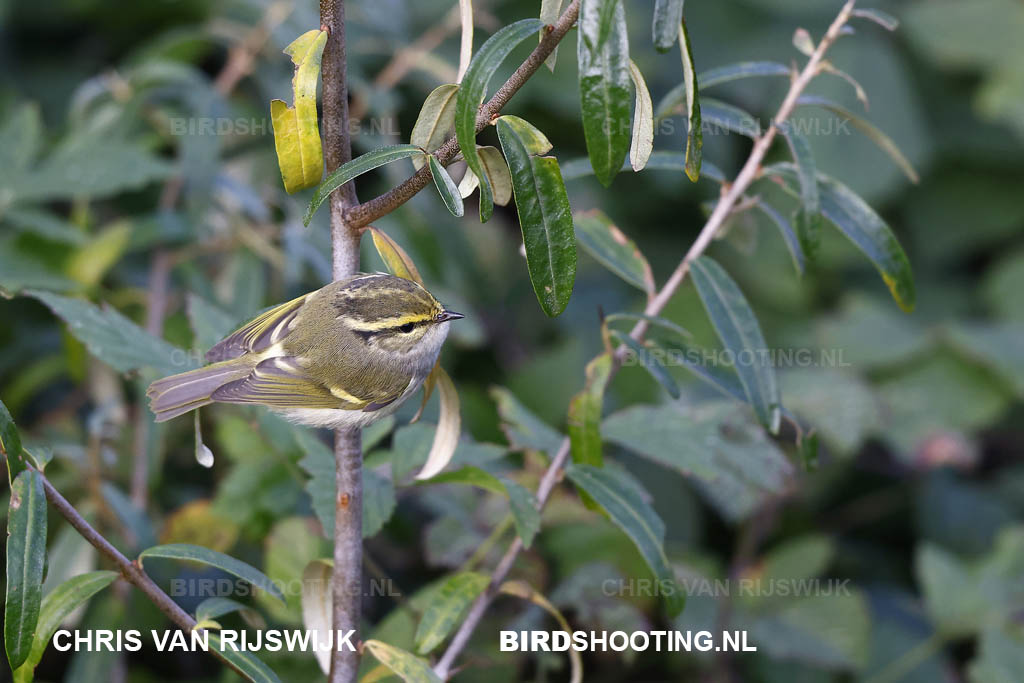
[438,310,465,322]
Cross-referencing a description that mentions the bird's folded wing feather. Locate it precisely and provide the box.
[206,293,309,362]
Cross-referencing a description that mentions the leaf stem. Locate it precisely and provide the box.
[433,2,859,677]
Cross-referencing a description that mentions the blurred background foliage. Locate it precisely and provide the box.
[1,0,1022,681]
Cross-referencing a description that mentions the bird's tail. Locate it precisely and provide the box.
[147,360,253,422]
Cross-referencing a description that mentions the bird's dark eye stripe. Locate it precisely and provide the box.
[398,322,415,333]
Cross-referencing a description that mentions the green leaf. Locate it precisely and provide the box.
[13,571,117,680]
[561,152,726,183]
[364,639,442,683]
[410,84,459,170]
[502,479,541,548]
[139,544,285,605]
[0,240,81,297]
[573,209,652,292]
[752,200,805,276]
[208,633,282,683]
[457,145,513,206]
[422,465,506,494]
[568,353,613,469]
[415,572,489,654]
[497,580,584,682]
[797,95,919,183]
[612,331,680,399]
[602,401,794,520]
[496,116,577,317]
[969,627,1024,682]
[701,97,759,138]
[698,61,790,89]
[578,0,632,187]
[566,465,684,617]
[490,387,564,456]
[690,256,781,433]
[1,399,25,485]
[678,16,702,181]
[652,0,684,52]
[304,145,425,226]
[270,30,328,193]
[427,155,464,218]
[763,163,916,311]
[852,8,899,31]
[777,122,822,259]
[455,18,545,222]
[26,290,193,375]
[2,208,87,246]
[5,470,47,670]
[627,60,654,172]
[539,0,564,70]
[195,596,258,623]
[604,312,692,340]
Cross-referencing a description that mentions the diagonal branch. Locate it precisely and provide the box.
[433,2,858,678]
[344,0,582,230]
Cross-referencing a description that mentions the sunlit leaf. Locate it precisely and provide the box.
[139,544,285,605]
[270,30,327,193]
[566,465,684,616]
[797,95,920,183]
[578,0,631,186]
[690,256,781,433]
[652,0,684,52]
[363,640,442,683]
[5,470,47,670]
[415,572,488,654]
[457,0,474,83]
[455,18,545,222]
[369,226,425,284]
[410,84,459,170]
[496,115,576,317]
[627,60,653,171]
[428,155,464,218]
[414,367,461,480]
[574,209,653,293]
[304,145,424,225]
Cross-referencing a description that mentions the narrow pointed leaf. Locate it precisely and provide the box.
[497,116,577,317]
[1,399,25,485]
[540,0,564,70]
[763,163,915,311]
[499,580,584,683]
[456,18,545,222]
[797,96,918,182]
[699,61,790,89]
[578,0,632,186]
[502,478,541,548]
[13,571,117,680]
[456,0,474,83]
[369,227,424,284]
[612,330,680,399]
[627,60,654,171]
[852,8,898,31]
[208,633,282,683]
[652,0,684,52]
[196,596,260,623]
[561,152,726,183]
[410,84,459,170]
[753,201,805,276]
[690,256,781,433]
[777,122,822,258]
[304,145,424,225]
[300,559,332,674]
[568,352,613,469]
[413,367,460,480]
[415,572,489,654]
[271,30,327,193]
[428,156,464,217]
[701,97,759,138]
[566,465,684,617]
[5,470,47,670]
[364,640,442,683]
[605,312,691,341]
[679,17,702,181]
[574,209,653,293]
[139,544,285,605]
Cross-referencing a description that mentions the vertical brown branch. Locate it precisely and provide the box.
[320,1,364,681]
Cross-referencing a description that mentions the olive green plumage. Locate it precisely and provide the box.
[147,273,462,429]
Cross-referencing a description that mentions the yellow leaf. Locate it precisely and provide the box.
[498,580,582,683]
[369,227,424,284]
[271,29,327,193]
[66,221,131,287]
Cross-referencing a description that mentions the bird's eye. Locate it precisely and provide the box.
[398,322,415,333]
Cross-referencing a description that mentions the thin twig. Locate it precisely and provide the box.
[320,1,364,682]
[344,0,582,230]
[434,3,858,677]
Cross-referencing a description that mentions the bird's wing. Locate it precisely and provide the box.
[210,356,404,412]
[205,293,309,362]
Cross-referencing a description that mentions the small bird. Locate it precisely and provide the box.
[147,273,463,429]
